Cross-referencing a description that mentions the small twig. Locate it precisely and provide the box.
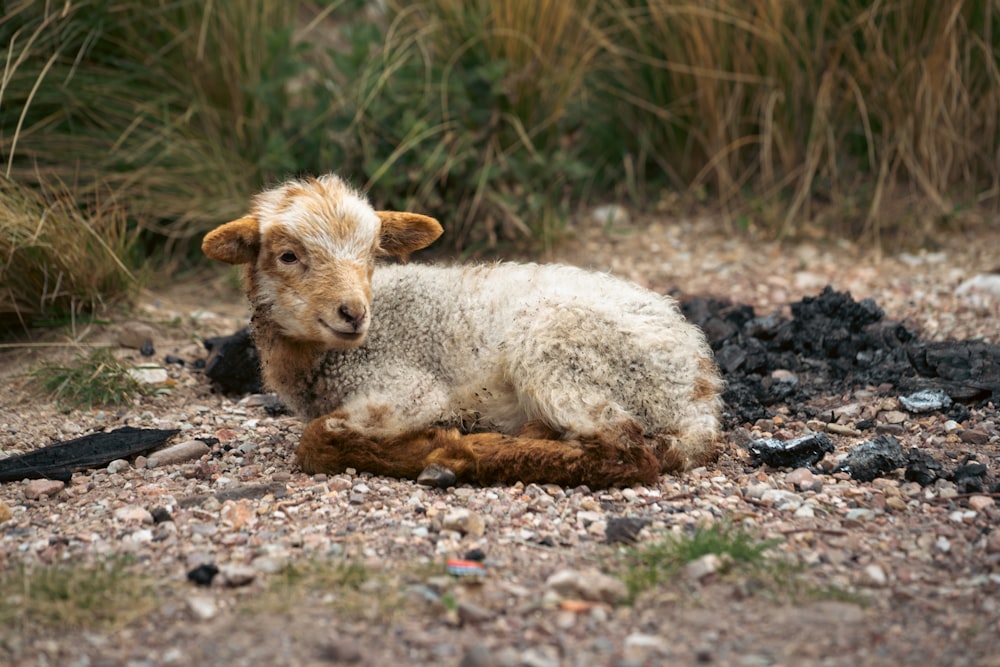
[779,528,848,537]
[925,491,1000,504]
[0,342,108,349]
[637,492,694,506]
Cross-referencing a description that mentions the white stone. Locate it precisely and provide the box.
[187,595,218,620]
[441,508,485,537]
[544,568,627,605]
[862,564,887,587]
[217,564,256,587]
[683,554,724,582]
[127,366,169,384]
[146,440,210,467]
[114,505,153,524]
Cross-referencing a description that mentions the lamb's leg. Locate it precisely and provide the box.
[296,418,464,479]
[296,417,660,488]
[437,430,662,488]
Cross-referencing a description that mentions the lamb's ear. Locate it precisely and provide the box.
[376,211,443,257]
[202,216,261,265]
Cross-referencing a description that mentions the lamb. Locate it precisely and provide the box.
[202,174,722,488]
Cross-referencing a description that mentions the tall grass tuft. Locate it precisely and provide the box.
[1,0,341,249]
[0,178,137,329]
[2,0,998,301]
[340,0,599,250]
[589,0,1000,240]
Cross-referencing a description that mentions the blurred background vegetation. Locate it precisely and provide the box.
[1,0,998,329]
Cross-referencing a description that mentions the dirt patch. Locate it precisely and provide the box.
[1,217,999,667]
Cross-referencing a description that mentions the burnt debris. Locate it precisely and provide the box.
[203,327,262,395]
[0,427,179,483]
[681,286,999,427]
[748,433,835,469]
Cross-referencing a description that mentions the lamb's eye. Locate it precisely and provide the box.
[278,251,298,265]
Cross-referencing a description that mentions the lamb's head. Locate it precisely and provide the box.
[202,174,442,350]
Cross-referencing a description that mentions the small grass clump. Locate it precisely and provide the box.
[29,348,150,409]
[244,558,414,623]
[0,559,158,634]
[617,522,865,605]
[619,521,783,601]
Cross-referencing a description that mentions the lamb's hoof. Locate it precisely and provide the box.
[417,463,456,489]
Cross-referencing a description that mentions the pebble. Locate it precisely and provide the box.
[147,440,210,467]
[118,322,156,348]
[456,601,494,624]
[114,505,154,524]
[862,563,888,587]
[107,458,130,474]
[683,554,724,582]
[968,495,995,511]
[624,633,669,660]
[760,488,803,510]
[217,564,256,587]
[793,504,815,518]
[329,475,353,491]
[442,508,485,537]
[186,595,218,620]
[127,366,169,384]
[785,467,816,489]
[955,273,1000,300]
[25,479,65,499]
[845,508,876,522]
[960,429,990,445]
[544,568,627,605]
[0,501,12,523]
[885,496,908,511]
[986,529,1000,555]
[880,411,908,424]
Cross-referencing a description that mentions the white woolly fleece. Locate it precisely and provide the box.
[270,261,721,462]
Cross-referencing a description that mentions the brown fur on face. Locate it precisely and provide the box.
[201,176,442,350]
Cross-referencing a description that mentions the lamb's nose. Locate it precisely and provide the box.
[338,303,367,331]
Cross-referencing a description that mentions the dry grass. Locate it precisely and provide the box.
[0,177,137,329]
[590,0,1000,240]
[1,0,997,322]
[0,559,158,633]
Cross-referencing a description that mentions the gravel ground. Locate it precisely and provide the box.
[1,213,999,667]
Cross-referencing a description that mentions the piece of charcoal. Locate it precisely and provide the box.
[748,433,834,469]
[836,435,907,482]
[0,427,179,483]
[904,448,946,487]
[187,563,219,587]
[203,327,262,394]
[952,458,988,494]
[164,354,185,366]
[464,548,487,562]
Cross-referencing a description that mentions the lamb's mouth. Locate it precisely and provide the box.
[318,318,367,343]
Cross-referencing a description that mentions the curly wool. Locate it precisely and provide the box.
[269,261,721,469]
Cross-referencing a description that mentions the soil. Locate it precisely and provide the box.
[1,212,999,667]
